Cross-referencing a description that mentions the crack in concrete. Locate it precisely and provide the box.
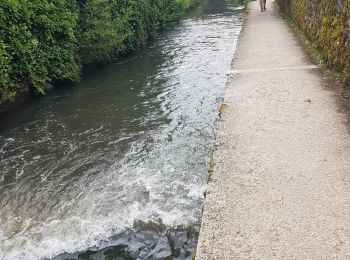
[229,64,319,74]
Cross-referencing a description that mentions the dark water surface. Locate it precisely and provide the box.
[0,1,244,259]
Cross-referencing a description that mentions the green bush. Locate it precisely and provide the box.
[0,0,79,102]
[0,0,199,103]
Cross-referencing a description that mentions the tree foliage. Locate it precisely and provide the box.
[0,0,198,103]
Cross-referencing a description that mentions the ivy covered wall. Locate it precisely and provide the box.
[276,0,350,83]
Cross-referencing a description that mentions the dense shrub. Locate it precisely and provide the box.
[77,0,199,61]
[0,0,79,102]
[0,0,199,103]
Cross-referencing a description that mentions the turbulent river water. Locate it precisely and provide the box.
[0,1,244,259]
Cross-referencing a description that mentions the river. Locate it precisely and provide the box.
[0,1,244,259]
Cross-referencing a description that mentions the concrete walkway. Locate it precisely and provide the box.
[196,1,350,259]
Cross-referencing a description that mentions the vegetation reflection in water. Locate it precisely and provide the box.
[0,0,245,259]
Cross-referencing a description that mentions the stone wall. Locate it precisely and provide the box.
[276,0,350,83]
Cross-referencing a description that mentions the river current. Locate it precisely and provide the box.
[0,1,244,259]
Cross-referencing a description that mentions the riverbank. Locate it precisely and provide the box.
[0,0,199,107]
[197,1,350,259]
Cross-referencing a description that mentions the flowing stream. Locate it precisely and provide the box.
[0,1,244,259]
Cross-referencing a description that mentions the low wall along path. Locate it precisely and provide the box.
[276,0,350,83]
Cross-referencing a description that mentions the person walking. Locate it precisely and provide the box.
[259,0,266,12]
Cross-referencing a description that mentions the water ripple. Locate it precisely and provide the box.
[0,1,244,259]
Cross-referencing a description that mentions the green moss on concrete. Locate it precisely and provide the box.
[277,0,350,85]
[284,16,324,66]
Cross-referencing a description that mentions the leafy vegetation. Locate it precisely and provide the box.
[285,16,325,67]
[276,0,350,86]
[0,0,199,103]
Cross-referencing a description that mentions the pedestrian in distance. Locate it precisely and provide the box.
[259,0,266,12]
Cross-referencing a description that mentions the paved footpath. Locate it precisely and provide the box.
[196,1,350,259]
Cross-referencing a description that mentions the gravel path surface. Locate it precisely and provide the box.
[196,1,350,259]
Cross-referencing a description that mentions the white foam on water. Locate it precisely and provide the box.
[0,7,244,260]
[1,199,196,260]
[1,151,205,259]
[234,5,245,10]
